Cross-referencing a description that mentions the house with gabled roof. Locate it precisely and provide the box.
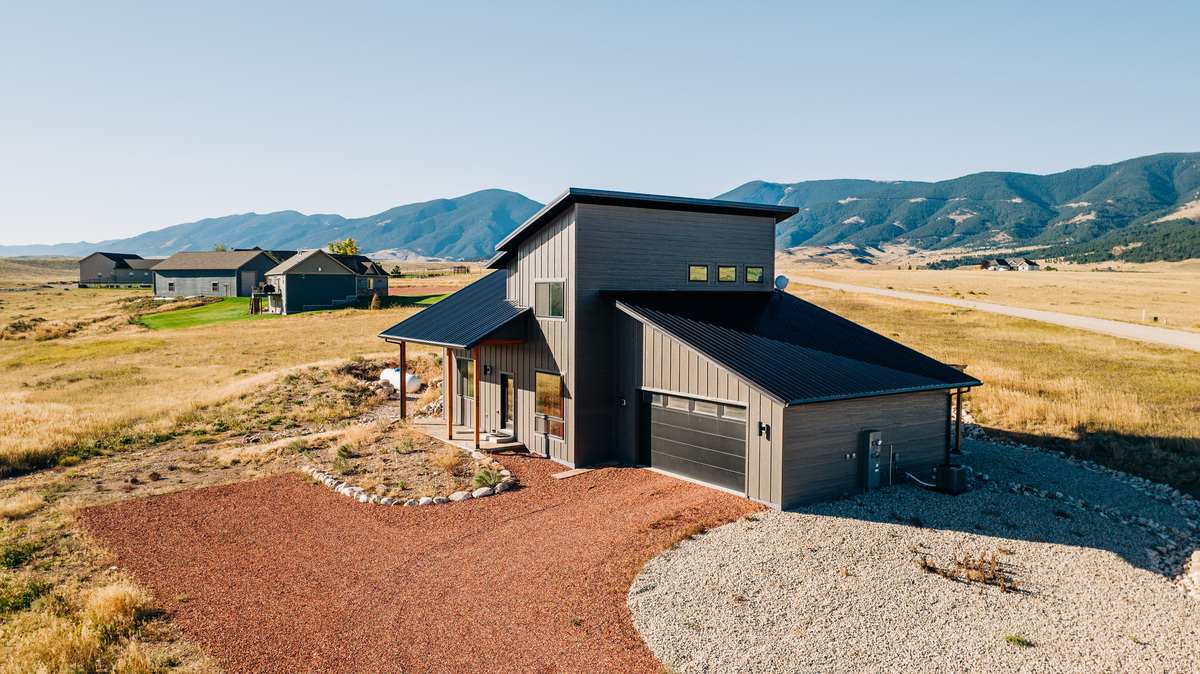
[379,188,980,508]
[78,252,161,286]
[259,250,389,314]
[152,250,280,297]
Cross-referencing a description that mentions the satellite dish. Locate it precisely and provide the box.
[774,275,789,290]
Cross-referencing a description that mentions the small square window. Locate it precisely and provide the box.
[650,393,665,407]
[722,405,747,421]
[688,265,708,282]
[211,282,220,292]
[693,400,719,416]
[534,281,565,318]
[666,396,690,411]
[745,266,765,284]
[167,282,175,292]
[717,265,737,283]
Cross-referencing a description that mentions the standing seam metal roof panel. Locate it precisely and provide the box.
[611,290,980,406]
[377,270,527,349]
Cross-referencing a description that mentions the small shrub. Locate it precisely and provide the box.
[287,438,309,453]
[335,445,355,461]
[472,466,502,489]
[0,492,44,519]
[332,456,353,476]
[114,639,156,674]
[2,538,41,568]
[4,613,103,672]
[1004,634,1034,648]
[84,582,152,643]
[393,436,415,454]
[368,293,381,311]
[0,575,52,613]
[430,445,464,474]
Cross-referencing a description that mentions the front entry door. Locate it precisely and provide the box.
[500,373,514,432]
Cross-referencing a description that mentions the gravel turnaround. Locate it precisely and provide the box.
[630,439,1200,674]
[81,454,759,673]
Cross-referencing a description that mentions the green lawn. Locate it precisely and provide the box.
[390,293,447,307]
[139,297,276,330]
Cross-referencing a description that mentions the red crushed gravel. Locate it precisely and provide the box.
[80,454,761,673]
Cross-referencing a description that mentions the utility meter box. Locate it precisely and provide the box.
[860,430,883,491]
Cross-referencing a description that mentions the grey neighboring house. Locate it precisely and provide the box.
[329,253,390,300]
[261,250,362,314]
[379,188,981,509]
[152,250,279,297]
[78,252,160,285]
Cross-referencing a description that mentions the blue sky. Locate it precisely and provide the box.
[1,1,1197,244]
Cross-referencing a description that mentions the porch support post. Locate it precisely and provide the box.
[398,341,407,419]
[953,388,964,454]
[445,347,453,440]
[473,345,481,450]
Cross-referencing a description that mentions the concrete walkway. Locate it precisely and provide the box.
[794,277,1200,352]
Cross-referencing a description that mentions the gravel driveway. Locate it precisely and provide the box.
[630,439,1200,673]
[81,454,759,673]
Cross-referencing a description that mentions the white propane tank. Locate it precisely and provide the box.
[405,372,421,393]
[381,369,422,393]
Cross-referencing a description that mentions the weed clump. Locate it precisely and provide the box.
[472,466,502,489]
[915,547,1021,593]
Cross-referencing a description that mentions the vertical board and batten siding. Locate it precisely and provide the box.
[573,203,778,469]
[612,311,784,506]
[466,209,574,465]
[780,391,950,509]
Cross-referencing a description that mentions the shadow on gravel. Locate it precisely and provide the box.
[787,438,1198,579]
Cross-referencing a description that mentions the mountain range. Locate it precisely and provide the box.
[3,152,1197,263]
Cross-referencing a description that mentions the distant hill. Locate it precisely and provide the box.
[719,152,1200,261]
[0,189,543,260]
[4,153,1198,263]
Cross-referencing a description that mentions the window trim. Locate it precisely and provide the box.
[717,264,738,283]
[533,369,565,438]
[533,278,567,320]
[687,264,709,283]
[745,265,766,284]
[456,357,475,399]
[167,282,175,292]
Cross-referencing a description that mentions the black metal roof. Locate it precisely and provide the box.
[612,290,980,406]
[488,188,799,269]
[377,270,528,349]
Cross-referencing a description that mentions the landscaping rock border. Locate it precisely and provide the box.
[301,448,517,507]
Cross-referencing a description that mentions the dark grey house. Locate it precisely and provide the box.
[261,250,389,314]
[78,252,160,286]
[152,250,279,297]
[379,188,980,509]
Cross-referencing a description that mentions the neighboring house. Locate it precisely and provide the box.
[379,188,981,509]
[980,258,1013,271]
[78,252,160,285]
[1014,258,1040,271]
[260,249,378,314]
[152,250,279,297]
[234,247,297,264]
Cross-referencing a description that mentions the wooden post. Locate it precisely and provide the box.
[398,341,407,419]
[473,345,481,450]
[445,347,453,440]
[954,389,964,454]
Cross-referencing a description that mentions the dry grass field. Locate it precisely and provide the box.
[785,266,1200,331]
[793,285,1200,495]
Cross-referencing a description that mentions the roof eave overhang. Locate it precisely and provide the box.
[489,188,800,269]
[784,379,982,407]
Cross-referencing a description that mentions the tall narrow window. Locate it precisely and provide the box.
[717,265,737,283]
[688,264,709,282]
[211,282,220,292]
[167,282,175,292]
[535,371,564,438]
[745,266,765,284]
[457,358,474,398]
[534,281,565,318]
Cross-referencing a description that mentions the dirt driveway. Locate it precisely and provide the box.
[81,454,759,673]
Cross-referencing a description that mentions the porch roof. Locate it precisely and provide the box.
[377,270,527,349]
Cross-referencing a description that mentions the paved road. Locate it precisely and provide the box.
[794,277,1200,352]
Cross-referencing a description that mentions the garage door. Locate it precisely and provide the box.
[642,392,746,491]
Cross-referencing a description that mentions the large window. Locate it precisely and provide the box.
[688,264,708,282]
[534,371,564,438]
[534,281,565,318]
[745,266,765,284]
[717,265,737,283]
